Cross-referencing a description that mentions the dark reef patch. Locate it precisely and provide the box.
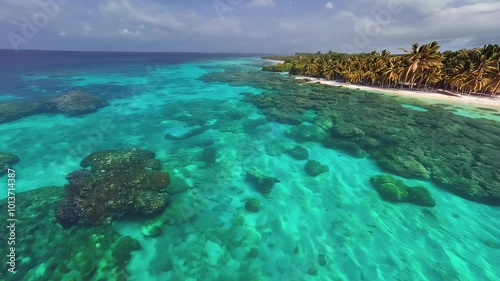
[285,146,309,160]
[370,175,436,207]
[476,107,498,112]
[56,148,170,227]
[0,90,107,124]
[0,152,19,176]
[246,169,280,194]
[304,160,329,177]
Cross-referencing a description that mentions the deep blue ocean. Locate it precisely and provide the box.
[0,50,499,281]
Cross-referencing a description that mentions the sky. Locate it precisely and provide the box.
[0,0,499,54]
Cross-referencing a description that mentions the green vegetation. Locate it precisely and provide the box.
[262,62,293,72]
[370,175,436,207]
[263,43,500,96]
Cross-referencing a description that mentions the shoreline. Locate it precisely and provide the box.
[262,59,285,64]
[294,76,500,111]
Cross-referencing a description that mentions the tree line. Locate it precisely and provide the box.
[263,42,500,96]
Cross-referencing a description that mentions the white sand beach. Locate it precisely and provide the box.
[295,76,500,111]
[262,59,285,63]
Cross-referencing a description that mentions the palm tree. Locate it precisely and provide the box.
[383,57,404,89]
[465,44,497,94]
[399,42,443,90]
[485,58,500,95]
[262,42,499,97]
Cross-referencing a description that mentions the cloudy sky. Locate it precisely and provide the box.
[1,0,499,53]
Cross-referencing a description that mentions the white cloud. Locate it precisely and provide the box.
[378,0,453,15]
[82,23,91,35]
[277,21,304,31]
[99,0,185,31]
[97,0,242,37]
[249,0,276,7]
[444,37,475,49]
[1,0,42,9]
[119,28,132,35]
[0,0,498,52]
[193,17,242,36]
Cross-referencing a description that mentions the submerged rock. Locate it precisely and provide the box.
[307,267,318,276]
[245,198,261,212]
[164,124,207,140]
[166,175,191,194]
[43,90,108,115]
[56,148,171,227]
[141,220,164,237]
[286,124,327,143]
[285,146,309,160]
[322,138,368,158]
[318,254,327,266]
[246,169,280,194]
[200,146,218,165]
[370,175,436,207]
[112,236,142,266]
[265,138,295,156]
[304,160,329,177]
[0,152,19,176]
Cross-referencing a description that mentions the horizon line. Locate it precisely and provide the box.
[0,48,288,55]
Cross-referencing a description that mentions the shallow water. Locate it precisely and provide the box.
[0,51,499,281]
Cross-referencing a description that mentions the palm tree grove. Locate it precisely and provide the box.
[263,42,500,96]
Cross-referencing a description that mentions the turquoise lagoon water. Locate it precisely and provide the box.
[0,51,499,281]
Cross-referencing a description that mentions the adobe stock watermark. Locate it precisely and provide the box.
[6,0,70,53]
[339,0,403,53]
[213,0,244,20]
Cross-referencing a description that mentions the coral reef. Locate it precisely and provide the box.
[304,160,329,177]
[370,175,436,207]
[161,98,254,136]
[216,68,500,205]
[285,146,309,160]
[43,90,108,115]
[0,186,141,281]
[245,169,280,194]
[245,198,261,212]
[0,90,107,124]
[0,100,41,123]
[55,148,170,227]
[285,124,328,143]
[265,138,295,156]
[0,152,19,176]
